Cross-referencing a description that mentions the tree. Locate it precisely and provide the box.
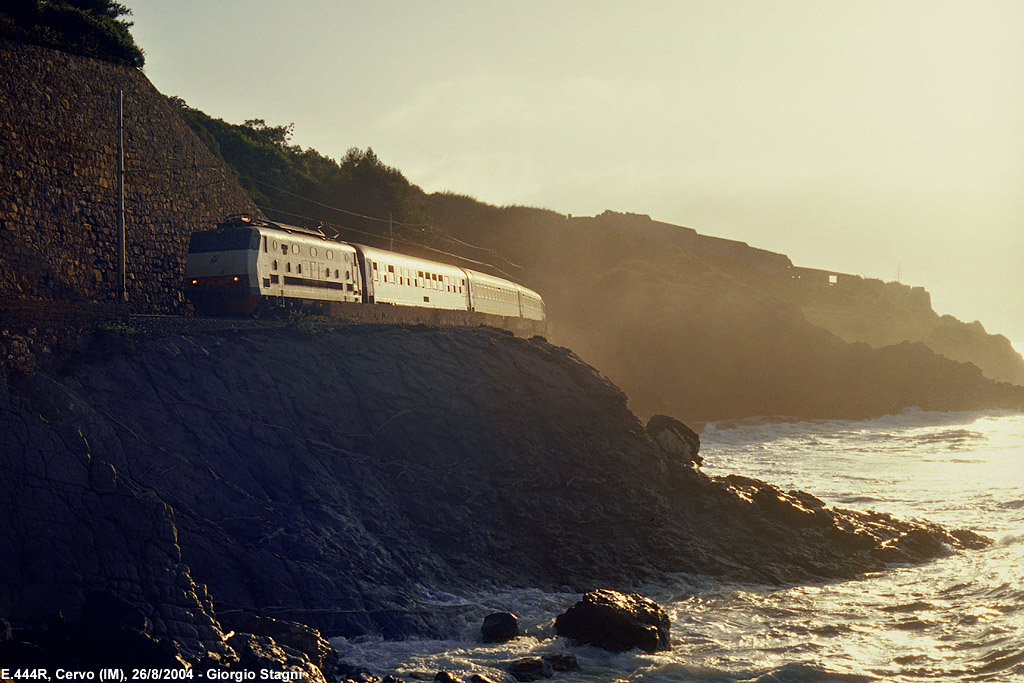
[0,0,145,67]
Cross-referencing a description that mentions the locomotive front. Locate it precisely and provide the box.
[184,225,262,315]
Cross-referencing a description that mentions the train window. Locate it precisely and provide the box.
[293,244,300,254]
[310,247,317,257]
[345,270,350,279]
[262,236,268,253]
[272,240,278,250]
[272,260,278,270]
[297,264,302,274]
[270,274,279,284]
[282,244,288,255]
[418,271,423,278]
[327,250,333,260]
[335,269,340,278]
[263,277,270,288]
[286,263,291,272]
[346,284,353,291]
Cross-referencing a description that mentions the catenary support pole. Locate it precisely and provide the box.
[117,89,127,303]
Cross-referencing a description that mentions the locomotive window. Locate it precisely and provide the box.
[297,264,302,274]
[293,244,300,254]
[388,265,395,272]
[262,236,268,253]
[188,229,255,253]
[311,247,318,257]
[335,269,340,278]
[286,263,291,272]
[282,244,289,255]
[270,274,279,284]
[272,260,278,270]
[272,240,278,250]
[327,250,333,260]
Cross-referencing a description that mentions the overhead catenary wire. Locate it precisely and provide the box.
[255,204,521,280]
[247,175,514,260]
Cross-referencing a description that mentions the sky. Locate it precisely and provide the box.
[127,1,1024,345]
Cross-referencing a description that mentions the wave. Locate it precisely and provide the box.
[970,645,1024,677]
[749,662,876,683]
[702,408,1024,449]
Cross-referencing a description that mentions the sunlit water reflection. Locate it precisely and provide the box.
[332,411,1024,682]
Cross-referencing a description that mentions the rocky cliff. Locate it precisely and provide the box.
[1,322,987,663]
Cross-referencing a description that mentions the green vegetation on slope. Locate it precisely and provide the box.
[169,98,524,273]
[0,0,143,67]
[169,99,427,228]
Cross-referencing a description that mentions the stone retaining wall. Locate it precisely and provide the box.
[0,40,258,312]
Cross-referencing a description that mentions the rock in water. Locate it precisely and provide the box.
[481,612,519,643]
[540,653,580,672]
[554,589,670,653]
[507,658,553,682]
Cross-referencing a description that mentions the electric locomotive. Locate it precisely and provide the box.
[184,215,545,324]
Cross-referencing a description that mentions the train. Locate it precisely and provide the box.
[184,215,545,327]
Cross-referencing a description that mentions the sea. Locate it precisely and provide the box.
[330,409,1024,683]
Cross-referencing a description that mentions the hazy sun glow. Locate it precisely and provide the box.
[128,0,1024,341]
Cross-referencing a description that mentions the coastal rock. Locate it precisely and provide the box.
[219,614,338,673]
[0,324,992,653]
[540,653,580,672]
[434,672,464,683]
[507,657,553,682]
[481,612,519,643]
[468,674,503,683]
[554,590,670,653]
[80,591,150,634]
[227,632,327,683]
[1,607,186,670]
[646,415,701,467]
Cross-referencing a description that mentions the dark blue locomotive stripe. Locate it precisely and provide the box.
[281,275,353,291]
